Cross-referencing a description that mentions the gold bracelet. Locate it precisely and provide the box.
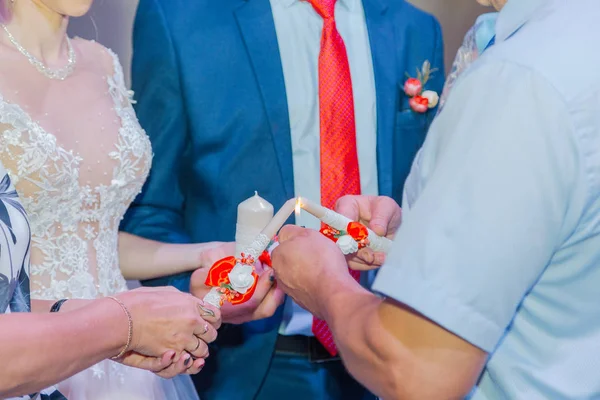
[107,296,133,360]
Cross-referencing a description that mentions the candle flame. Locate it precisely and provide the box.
[295,197,302,218]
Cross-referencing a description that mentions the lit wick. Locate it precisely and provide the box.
[294,197,302,222]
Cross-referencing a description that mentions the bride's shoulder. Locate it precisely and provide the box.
[71,37,123,78]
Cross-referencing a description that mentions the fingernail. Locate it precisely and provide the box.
[184,354,192,366]
[301,225,306,228]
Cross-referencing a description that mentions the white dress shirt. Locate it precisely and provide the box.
[270,0,378,336]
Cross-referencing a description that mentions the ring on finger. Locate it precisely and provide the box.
[200,323,209,335]
[192,336,201,352]
[197,303,215,318]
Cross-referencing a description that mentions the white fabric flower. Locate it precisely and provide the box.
[337,235,359,255]
[228,264,255,294]
[422,90,439,108]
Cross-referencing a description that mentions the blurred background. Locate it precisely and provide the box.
[69,0,492,86]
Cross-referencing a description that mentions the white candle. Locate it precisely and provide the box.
[235,192,274,257]
[298,197,393,253]
[204,198,297,308]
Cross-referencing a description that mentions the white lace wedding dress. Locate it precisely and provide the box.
[0,37,199,400]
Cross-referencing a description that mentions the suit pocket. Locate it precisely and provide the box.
[392,110,428,203]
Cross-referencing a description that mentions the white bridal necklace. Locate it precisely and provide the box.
[1,24,76,80]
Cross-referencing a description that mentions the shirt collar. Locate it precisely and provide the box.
[474,12,499,54]
[278,0,356,12]
[495,0,545,43]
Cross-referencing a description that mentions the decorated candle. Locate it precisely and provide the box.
[298,197,393,253]
[203,198,297,309]
[235,192,274,257]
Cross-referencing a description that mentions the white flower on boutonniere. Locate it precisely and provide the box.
[421,90,439,108]
[337,235,359,255]
[228,264,255,294]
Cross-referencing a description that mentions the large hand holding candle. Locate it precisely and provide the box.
[203,199,296,308]
[298,197,392,254]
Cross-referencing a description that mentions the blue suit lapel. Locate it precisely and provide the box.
[234,0,294,199]
[363,0,396,198]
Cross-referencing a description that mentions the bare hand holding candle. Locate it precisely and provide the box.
[203,199,296,308]
[298,197,392,254]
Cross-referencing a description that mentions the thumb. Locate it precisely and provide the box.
[369,197,402,237]
[248,268,276,304]
[335,195,362,221]
[277,224,307,244]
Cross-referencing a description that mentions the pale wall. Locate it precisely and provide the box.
[408,0,492,70]
[69,0,491,85]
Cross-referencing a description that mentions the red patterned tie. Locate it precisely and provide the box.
[307,0,361,356]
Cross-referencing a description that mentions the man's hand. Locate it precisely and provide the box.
[190,242,285,324]
[271,225,359,319]
[335,195,402,271]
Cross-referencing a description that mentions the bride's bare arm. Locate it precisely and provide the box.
[117,231,232,281]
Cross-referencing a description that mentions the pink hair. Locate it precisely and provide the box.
[0,0,10,24]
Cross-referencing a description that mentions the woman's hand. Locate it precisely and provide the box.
[115,287,221,361]
[190,242,285,324]
[118,350,206,377]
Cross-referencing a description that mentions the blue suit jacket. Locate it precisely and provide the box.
[122,0,444,398]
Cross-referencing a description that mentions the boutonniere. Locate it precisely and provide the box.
[320,222,370,255]
[404,61,439,113]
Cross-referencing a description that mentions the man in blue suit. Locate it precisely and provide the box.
[123,0,444,398]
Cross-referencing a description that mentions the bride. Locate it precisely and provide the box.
[0,0,225,398]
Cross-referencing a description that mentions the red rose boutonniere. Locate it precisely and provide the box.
[404,61,439,113]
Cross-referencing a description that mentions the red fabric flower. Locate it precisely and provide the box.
[205,256,237,287]
[346,222,369,242]
[258,250,272,268]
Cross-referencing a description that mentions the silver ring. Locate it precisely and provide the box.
[192,336,201,352]
[198,303,215,318]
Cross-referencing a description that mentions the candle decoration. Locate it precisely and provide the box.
[298,197,392,254]
[203,199,296,308]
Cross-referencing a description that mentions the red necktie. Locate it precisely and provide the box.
[307,0,361,356]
